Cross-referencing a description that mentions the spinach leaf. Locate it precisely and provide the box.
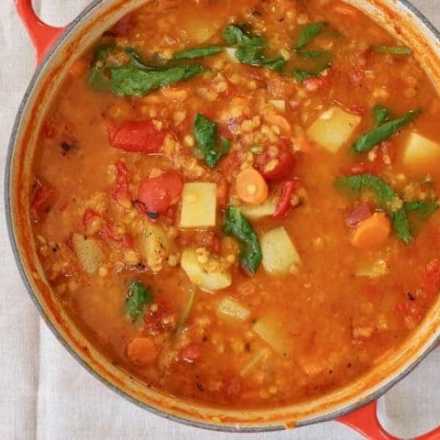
[373,105,392,127]
[292,53,331,82]
[353,109,421,154]
[224,206,262,275]
[223,24,286,71]
[404,200,439,219]
[335,174,399,209]
[294,22,327,50]
[374,45,412,56]
[124,47,152,69]
[126,281,153,322]
[293,69,316,82]
[89,44,205,96]
[88,44,117,91]
[193,114,231,168]
[223,24,264,48]
[174,46,224,60]
[293,49,332,82]
[111,64,204,97]
[336,174,439,244]
[392,208,413,244]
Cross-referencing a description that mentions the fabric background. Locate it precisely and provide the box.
[0,1,439,439]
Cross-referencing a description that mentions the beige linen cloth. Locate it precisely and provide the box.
[1,1,440,439]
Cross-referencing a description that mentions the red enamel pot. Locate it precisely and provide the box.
[6,0,440,437]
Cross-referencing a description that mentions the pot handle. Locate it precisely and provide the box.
[15,0,65,64]
[338,400,440,439]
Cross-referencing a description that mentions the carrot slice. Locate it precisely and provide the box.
[236,168,269,205]
[351,212,391,249]
[127,337,158,366]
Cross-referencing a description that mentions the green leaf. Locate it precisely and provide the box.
[294,22,326,50]
[125,281,153,322]
[297,49,328,58]
[110,64,204,97]
[404,200,439,219]
[124,47,152,69]
[259,56,287,71]
[223,24,285,72]
[174,46,224,60]
[193,114,231,168]
[223,24,264,48]
[336,174,439,245]
[335,174,398,208]
[392,208,413,244]
[374,45,412,56]
[353,109,422,154]
[88,44,117,91]
[224,206,262,275]
[88,44,205,96]
[292,50,331,82]
[293,68,316,82]
[373,104,392,127]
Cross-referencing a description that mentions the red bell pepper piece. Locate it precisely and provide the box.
[138,171,183,215]
[106,120,166,153]
[256,142,295,181]
[273,180,299,218]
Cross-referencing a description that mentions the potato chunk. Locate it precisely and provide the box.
[72,233,103,275]
[261,227,301,275]
[179,182,217,228]
[217,296,250,321]
[181,248,231,292]
[402,132,440,170]
[253,315,290,356]
[307,106,362,153]
[138,223,170,273]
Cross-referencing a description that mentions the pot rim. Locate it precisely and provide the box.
[5,0,440,433]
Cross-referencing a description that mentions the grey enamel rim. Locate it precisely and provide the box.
[4,0,440,434]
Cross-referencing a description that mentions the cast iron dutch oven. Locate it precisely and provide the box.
[6,0,440,437]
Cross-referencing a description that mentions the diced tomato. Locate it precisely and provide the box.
[180,344,202,363]
[31,179,55,222]
[138,171,183,215]
[144,300,176,335]
[256,142,295,181]
[273,180,300,218]
[423,259,440,296]
[112,160,130,204]
[106,120,166,153]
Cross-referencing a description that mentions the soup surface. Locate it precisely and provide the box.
[31,0,440,408]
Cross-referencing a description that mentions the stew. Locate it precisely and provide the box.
[31,0,440,408]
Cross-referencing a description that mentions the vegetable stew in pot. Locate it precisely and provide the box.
[31,0,440,409]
